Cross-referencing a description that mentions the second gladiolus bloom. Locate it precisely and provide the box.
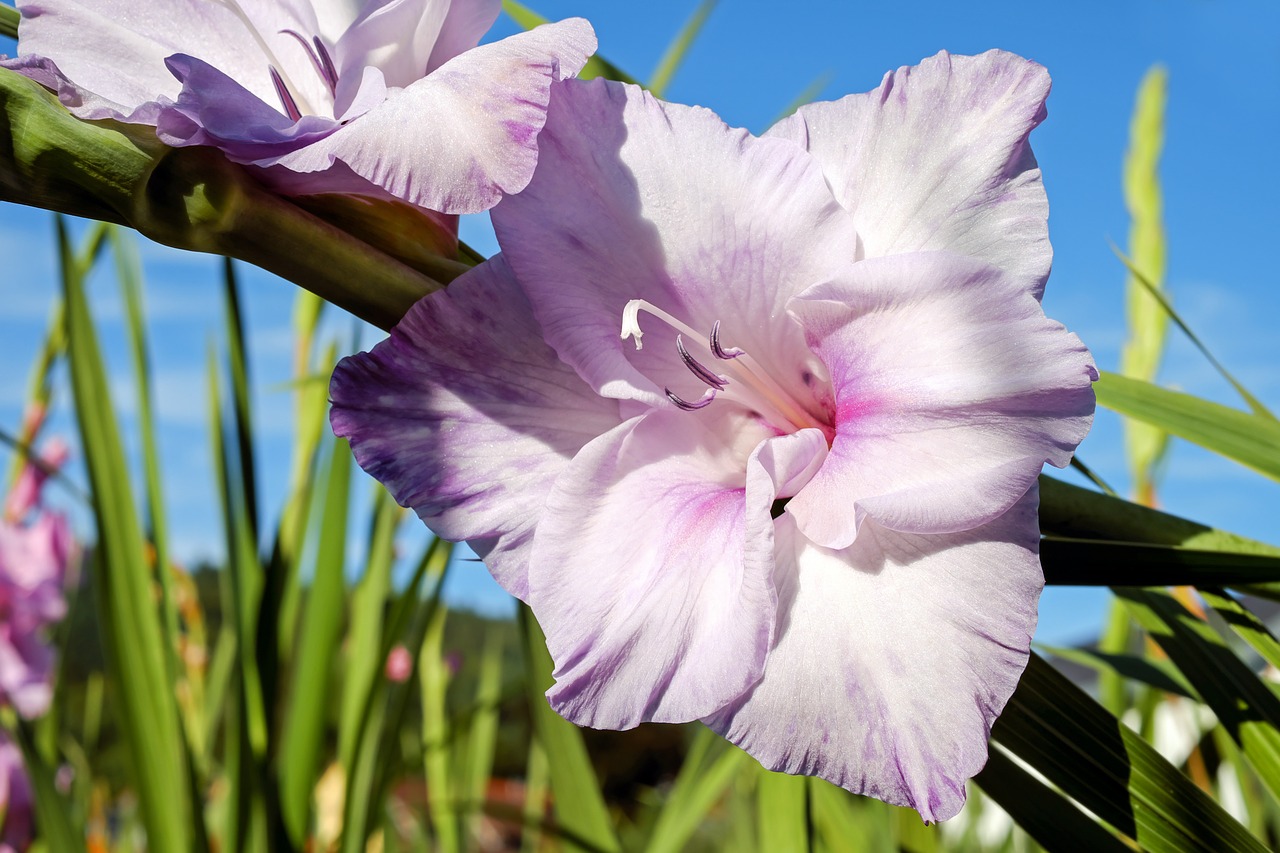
[332,51,1097,821]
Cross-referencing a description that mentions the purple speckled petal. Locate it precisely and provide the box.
[784,252,1095,548]
[493,76,857,409]
[705,486,1043,824]
[530,411,827,728]
[329,255,620,597]
[767,50,1052,297]
[275,18,595,212]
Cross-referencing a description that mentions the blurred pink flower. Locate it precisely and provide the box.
[0,734,33,853]
[384,644,413,683]
[0,440,72,719]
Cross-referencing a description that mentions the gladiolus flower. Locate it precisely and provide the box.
[4,0,596,217]
[0,441,72,719]
[330,52,1096,821]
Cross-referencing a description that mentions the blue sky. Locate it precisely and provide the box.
[2,0,1279,644]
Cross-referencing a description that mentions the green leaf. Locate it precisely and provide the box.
[14,722,84,853]
[1039,476,1280,557]
[649,0,717,98]
[1036,644,1195,699]
[1095,371,1280,482]
[993,654,1265,852]
[62,217,196,852]
[643,727,750,853]
[1114,247,1276,421]
[107,227,183,691]
[1198,587,1280,673]
[279,438,353,845]
[518,604,621,853]
[422,594,462,853]
[974,746,1132,853]
[0,5,17,40]
[1115,587,1280,805]
[1040,538,1280,587]
[338,487,401,770]
[1119,65,1170,502]
[756,769,810,852]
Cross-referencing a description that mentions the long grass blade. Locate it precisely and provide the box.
[1095,372,1280,482]
[1119,65,1170,505]
[279,437,353,845]
[644,727,749,853]
[62,216,196,852]
[519,604,621,853]
[1040,538,1280,587]
[649,0,717,98]
[756,769,810,852]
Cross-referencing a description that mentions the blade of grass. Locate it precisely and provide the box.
[1040,538,1280,587]
[1119,64,1170,505]
[62,216,196,852]
[422,594,461,853]
[14,721,84,852]
[459,627,505,840]
[993,653,1266,852]
[756,769,810,852]
[339,486,401,770]
[108,226,183,690]
[643,727,749,853]
[339,537,452,853]
[279,437,353,845]
[1115,587,1280,805]
[519,603,621,853]
[649,0,717,98]
[1036,644,1194,698]
[1095,372,1280,482]
[206,343,271,852]
[974,746,1132,853]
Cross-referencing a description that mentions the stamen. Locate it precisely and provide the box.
[313,37,340,93]
[710,321,744,360]
[280,30,339,95]
[207,0,320,115]
[676,335,728,389]
[665,388,717,411]
[621,299,706,351]
[270,67,303,121]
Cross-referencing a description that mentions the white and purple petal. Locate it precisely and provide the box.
[785,251,1095,549]
[492,76,857,408]
[274,18,596,211]
[329,255,620,596]
[767,50,1052,297]
[705,487,1043,824]
[530,410,828,728]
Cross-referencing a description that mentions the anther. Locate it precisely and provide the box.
[676,335,728,390]
[710,321,744,360]
[269,66,303,121]
[280,30,339,95]
[665,388,717,411]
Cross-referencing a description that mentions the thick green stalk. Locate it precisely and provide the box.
[0,68,463,329]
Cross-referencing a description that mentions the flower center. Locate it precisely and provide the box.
[208,0,338,119]
[620,299,830,436]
